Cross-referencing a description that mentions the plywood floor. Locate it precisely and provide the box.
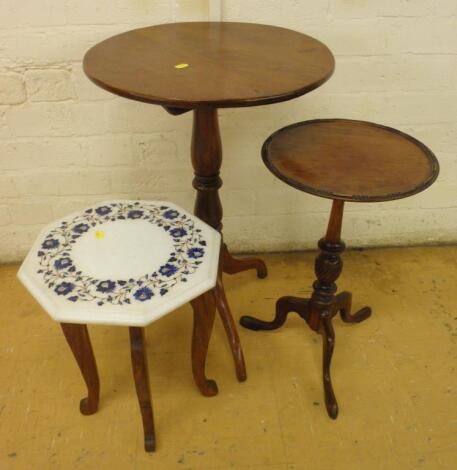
[1,247,457,469]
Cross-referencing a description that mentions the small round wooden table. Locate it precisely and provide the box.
[240,119,439,418]
[83,22,335,385]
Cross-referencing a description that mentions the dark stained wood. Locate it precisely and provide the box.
[191,107,265,275]
[83,22,334,109]
[335,291,371,323]
[325,199,344,243]
[240,200,372,419]
[262,119,440,202]
[191,271,247,389]
[240,296,310,331]
[60,323,100,415]
[222,243,267,279]
[163,106,192,116]
[242,119,439,418]
[321,317,337,419]
[308,200,345,332]
[190,105,264,383]
[190,291,219,397]
[215,269,247,382]
[129,327,155,452]
[191,106,223,230]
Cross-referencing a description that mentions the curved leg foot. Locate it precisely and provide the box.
[321,318,338,419]
[335,292,372,323]
[129,327,156,453]
[60,323,99,416]
[190,291,219,396]
[222,243,268,279]
[240,296,309,331]
[215,276,247,382]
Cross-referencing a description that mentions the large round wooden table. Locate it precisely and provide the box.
[83,22,335,389]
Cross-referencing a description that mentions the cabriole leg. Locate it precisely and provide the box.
[60,323,100,415]
[129,327,155,452]
[190,291,219,396]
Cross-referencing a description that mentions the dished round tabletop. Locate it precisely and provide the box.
[262,119,439,202]
[83,22,335,108]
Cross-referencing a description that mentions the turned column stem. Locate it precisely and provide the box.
[190,106,247,384]
[191,107,223,231]
[325,200,344,243]
[308,200,345,331]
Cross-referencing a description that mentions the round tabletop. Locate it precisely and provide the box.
[83,22,335,109]
[262,119,439,202]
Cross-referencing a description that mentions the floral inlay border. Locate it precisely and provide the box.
[37,202,207,306]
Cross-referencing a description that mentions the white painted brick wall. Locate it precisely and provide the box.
[0,74,25,105]
[0,0,456,262]
[25,69,75,102]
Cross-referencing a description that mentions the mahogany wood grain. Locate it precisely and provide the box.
[262,119,439,202]
[129,327,155,452]
[222,243,267,279]
[190,291,219,397]
[190,106,261,382]
[60,323,100,415]
[325,199,344,243]
[240,296,310,331]
[215,269,247,382]
[83,22,334,109]
[191,107,223,230]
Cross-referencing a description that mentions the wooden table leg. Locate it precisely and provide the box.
[129,327,155,453]
[214,270,247,381]
[321,316,338,419]
[191,106,254,382]
[60,323,100,415]
[190,291,219,396]
[240,296,309,331]
[222,243,267,279]
[240,200,372,418]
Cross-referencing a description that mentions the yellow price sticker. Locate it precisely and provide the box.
[174,63,189,69]
[95,230,105,240]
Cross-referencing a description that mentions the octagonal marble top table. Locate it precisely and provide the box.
[19,200,220,326]
[18,200,224,451]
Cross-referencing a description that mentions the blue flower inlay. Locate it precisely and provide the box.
[37,202,209,305]
[159,263,178,277]
[54,257,72,270]
[188,247,205,259]
[170,228,187,238]
[96,280,116,293]
[55,282,75,296]
[134,287,153,302]
[42,238,59,250]
[163,209,179,220]
[127,210,144,219]
[95,206,112,215]
[73,223,90,234]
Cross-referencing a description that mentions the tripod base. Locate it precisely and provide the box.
[240,291,371,419]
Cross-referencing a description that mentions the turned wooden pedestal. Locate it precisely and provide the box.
[83,22,335,386]
[241,200,371,418]
[241,119,439,418]
[191,106,267,383]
